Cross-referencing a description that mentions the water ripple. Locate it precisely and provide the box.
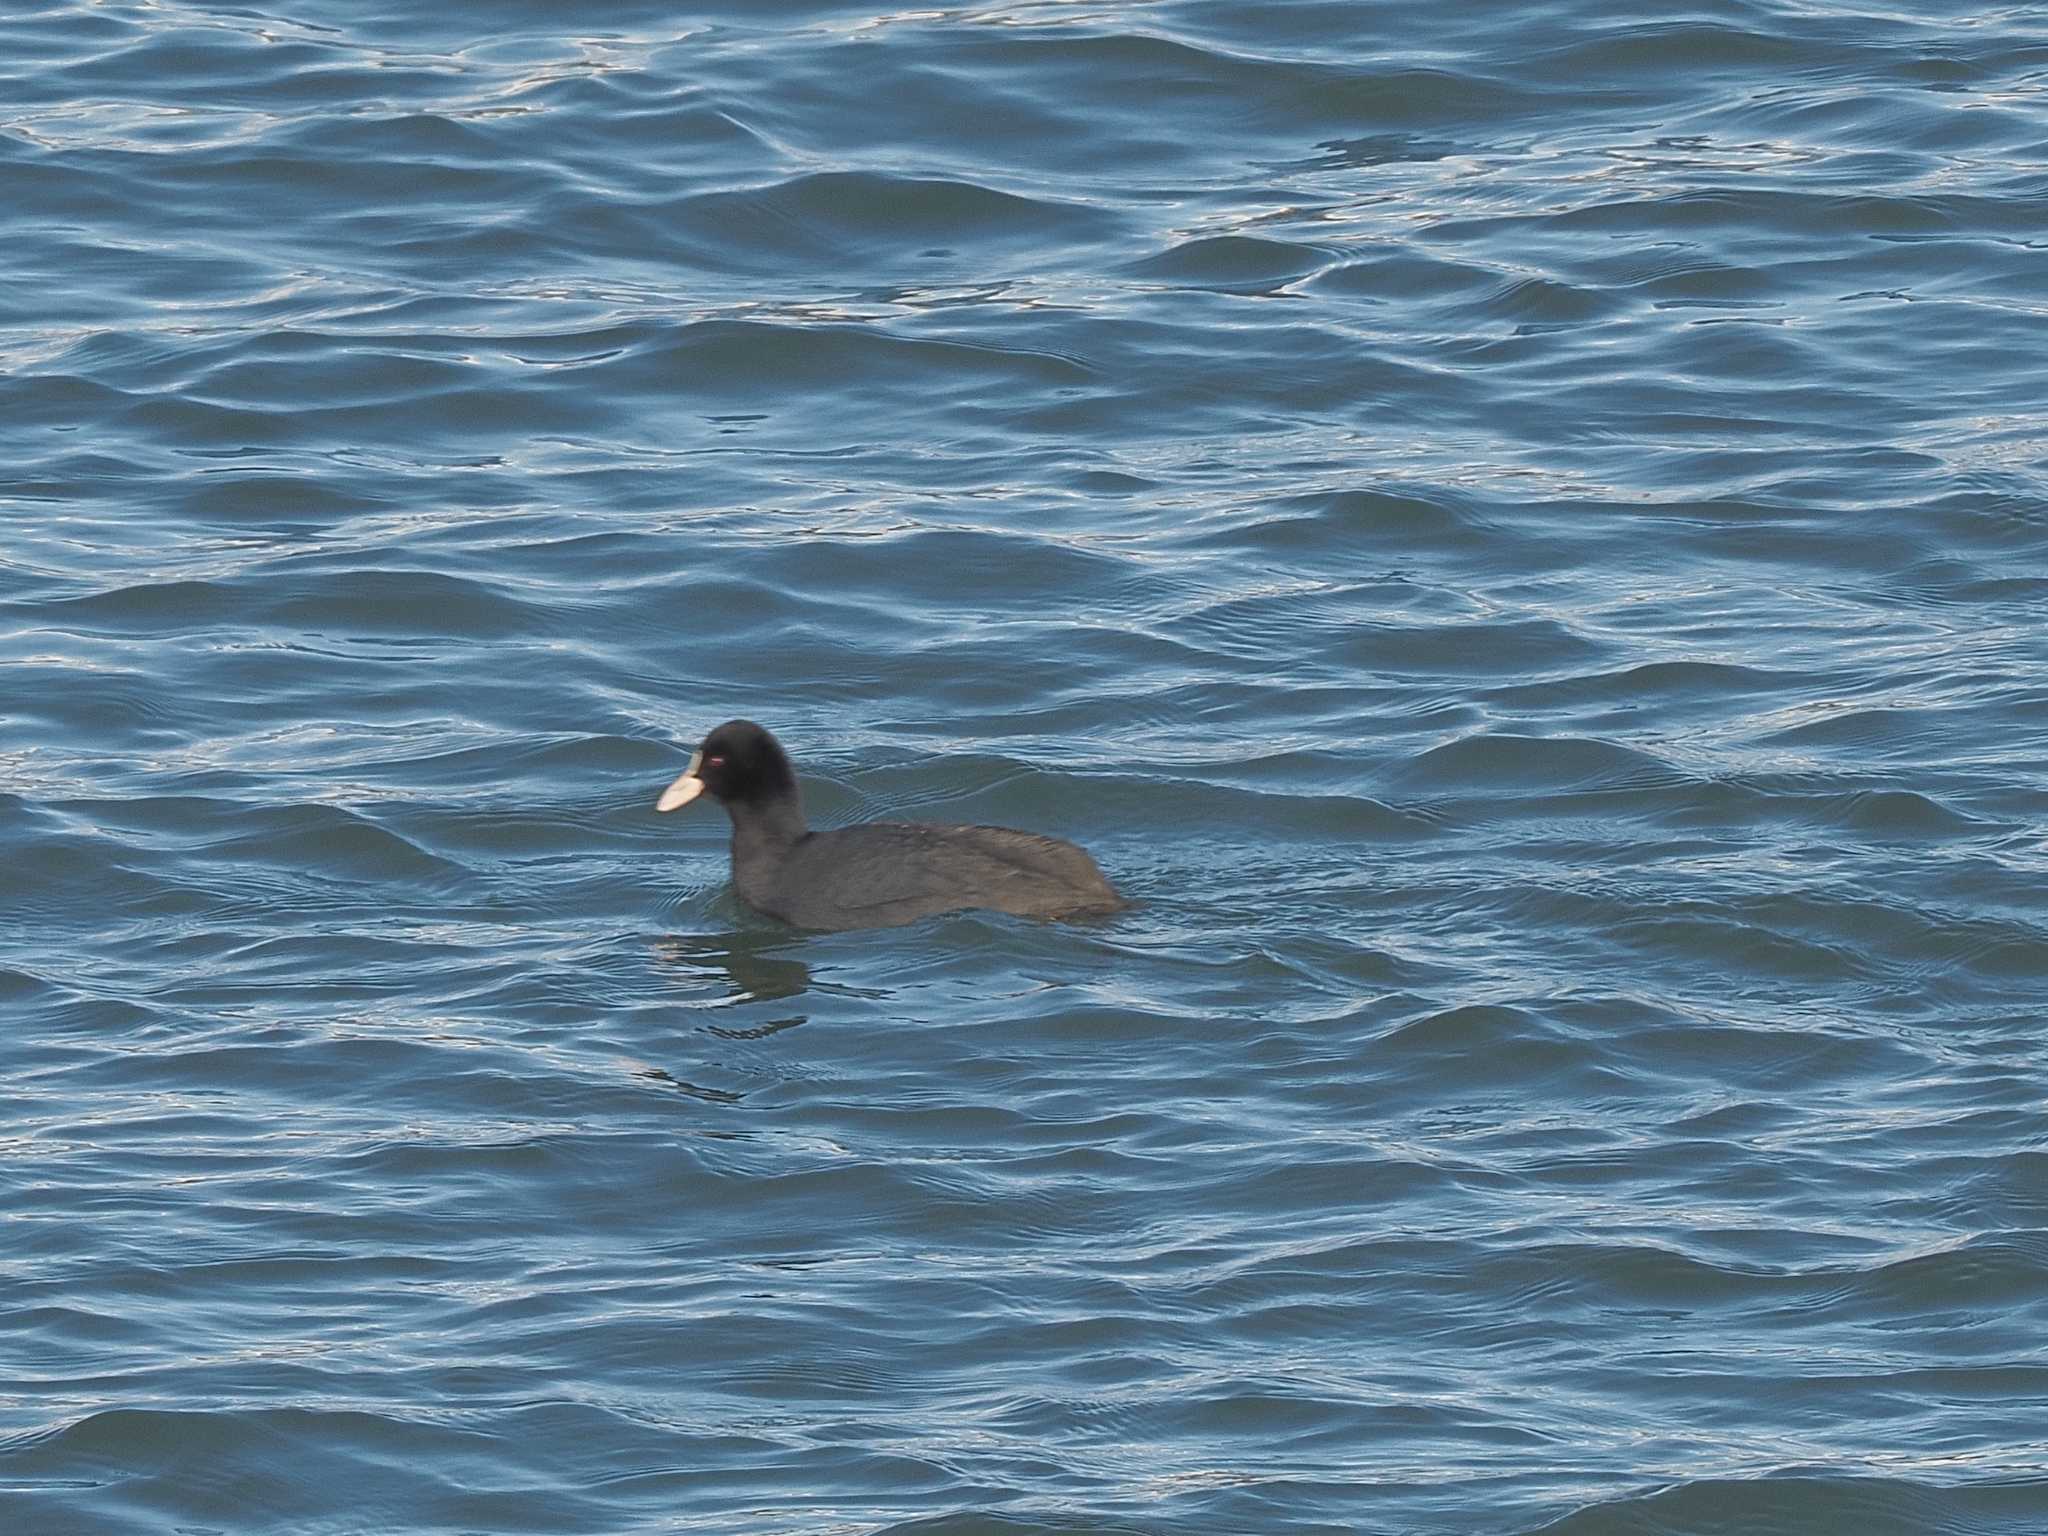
[3,0,2046,1532]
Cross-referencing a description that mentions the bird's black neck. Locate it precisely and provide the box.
[725,790,809,854]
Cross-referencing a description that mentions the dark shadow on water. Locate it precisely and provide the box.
[652,929,895,1009]
[625,932,830,1107]
[1287,133,1464,170]
[702,1015,806,1042]
[652,930,815,1040]
[654,930,815,1005]
[632,1063,746,1104]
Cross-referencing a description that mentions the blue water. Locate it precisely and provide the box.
[5,2,2048,1531]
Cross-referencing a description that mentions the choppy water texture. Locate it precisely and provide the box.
[4,2,2047,1531]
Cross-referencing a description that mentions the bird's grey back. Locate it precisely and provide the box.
[758,821,1122,931]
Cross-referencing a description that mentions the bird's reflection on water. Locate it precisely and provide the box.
[654,930,815,1008]
[634,1064,746,1104]
[627,932,817,1107]
[638,928,898,1101]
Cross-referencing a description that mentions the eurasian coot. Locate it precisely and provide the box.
[655,720,1124,931]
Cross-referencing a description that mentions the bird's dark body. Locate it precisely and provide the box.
[734,818,1122,931]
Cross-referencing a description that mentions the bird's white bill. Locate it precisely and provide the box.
[656,751,705,812]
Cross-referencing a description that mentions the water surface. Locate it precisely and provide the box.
[4,2,2047,1532]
